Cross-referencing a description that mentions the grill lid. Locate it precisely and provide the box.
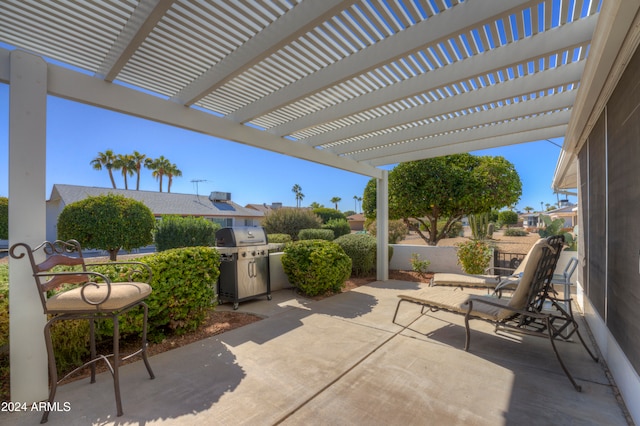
[215,226,268,247]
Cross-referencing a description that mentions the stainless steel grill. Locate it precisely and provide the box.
[215,227,271,309]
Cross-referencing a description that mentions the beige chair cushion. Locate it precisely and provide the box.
[46,282,151,312]
[398,287,511,321]
[431,273,499,288]
[507,238,548,311]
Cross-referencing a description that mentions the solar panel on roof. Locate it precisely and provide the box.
[213,202,236,211]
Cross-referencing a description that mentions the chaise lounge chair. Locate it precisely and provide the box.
[393,235,599,391]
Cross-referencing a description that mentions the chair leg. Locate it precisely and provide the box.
[141,302,155,379]
[41,319,58,424]
[546,317,582,392]
[89,319,96,384]
[112,315,123,417]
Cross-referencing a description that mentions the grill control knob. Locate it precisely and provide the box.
[242,252,246,257]
[251,251,256,256]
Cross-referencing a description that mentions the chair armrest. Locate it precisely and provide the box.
[85,261,152,284]
[465,296,548,320]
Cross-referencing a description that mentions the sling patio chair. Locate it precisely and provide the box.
[393,235,599,392]
[9,239,155,423]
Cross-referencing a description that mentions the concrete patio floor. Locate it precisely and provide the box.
[4,280,632,426]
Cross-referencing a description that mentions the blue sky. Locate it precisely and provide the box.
[0,83,569,212]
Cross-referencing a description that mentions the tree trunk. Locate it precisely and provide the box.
[109,248,119,261]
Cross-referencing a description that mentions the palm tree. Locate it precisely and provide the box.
[353,195,358,212]
[165,163,182,193]
[145,156,171,192]
[357,196,362,213]
[115,154,135,190]
[524,206,534,213]
[131,151,146,190]
[292,184,304,208]
[330,196,341,210]
[90,149,118,189]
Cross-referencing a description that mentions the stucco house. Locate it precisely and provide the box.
[46,184,264,242]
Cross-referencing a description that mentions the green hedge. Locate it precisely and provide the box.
[267,233,292,244]
[0,247,221,376]
[298,228,335,241]
[334,233,377,277]
[83,247,220,343]
[281,240,351,297]
[155,215,220,251]
[322,218,351,239]
[0,197,7,240]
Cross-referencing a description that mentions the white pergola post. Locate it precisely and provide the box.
[376,170,389,281]
[8,50,49,402]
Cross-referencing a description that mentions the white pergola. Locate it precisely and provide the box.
[0,0,607,403]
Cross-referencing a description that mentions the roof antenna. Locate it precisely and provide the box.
[191,179,207,197]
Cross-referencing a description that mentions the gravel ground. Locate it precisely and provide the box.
[398,228,541,255]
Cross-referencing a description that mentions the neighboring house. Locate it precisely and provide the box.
[46,184,264,241]
[546,204,578,229]
[245,202,285,214]
[346,213,365,231]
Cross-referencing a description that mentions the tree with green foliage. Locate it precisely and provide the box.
[292,184,304,208]
[330,196,341,210]
[498,210,519,228]
[363,154,522,245]
[0,197,7,240]
[165,163,182,193]
[145,155,173,192]
[114,153,136,190]
[261,207,322,241]
[131,150,147,191]
[57,194,155,260]
[90,149,118,189]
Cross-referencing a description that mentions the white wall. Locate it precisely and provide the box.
[389,244,465,273]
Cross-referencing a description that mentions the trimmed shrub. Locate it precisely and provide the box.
[334,233,377,276]
[154,215,220,251]
[504,228,529,236]
[322,218,351,239]
[57,194,155,261]
[281,240,351,296]
[261,208,322,241]
[267,233,291,244]
[298,228,335,241]
[312,207,346,223]
[91,246,221,341]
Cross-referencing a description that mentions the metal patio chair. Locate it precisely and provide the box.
[393,235,599,392]
[9,240,155,423]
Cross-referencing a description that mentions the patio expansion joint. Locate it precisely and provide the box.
[271,312,423,425]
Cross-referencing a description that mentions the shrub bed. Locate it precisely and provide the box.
[504,228,529,236]
[281,240,351,296]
